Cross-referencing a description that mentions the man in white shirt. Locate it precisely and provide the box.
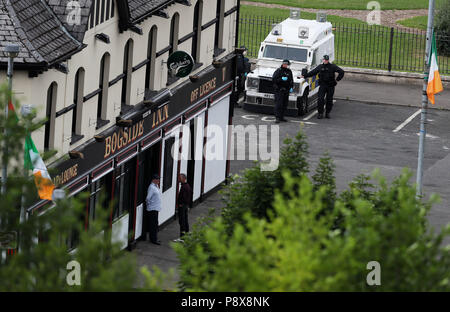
[146,174,162,245]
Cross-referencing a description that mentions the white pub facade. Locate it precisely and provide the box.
[0,0,240,252]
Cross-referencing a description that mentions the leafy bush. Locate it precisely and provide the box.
[220,128,309,234]
[312,152,336,214]
[175,171,450,291]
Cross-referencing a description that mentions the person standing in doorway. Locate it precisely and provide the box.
[146,174,162,245]
[174,174,192,243]
[300,55,344,119]
[272,59,294,123]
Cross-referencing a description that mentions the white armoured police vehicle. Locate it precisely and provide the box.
[244,9,335,116]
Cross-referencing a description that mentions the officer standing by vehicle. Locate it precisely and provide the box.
[236,46,251,105]
[272,59,294,123]
[300,55,344,119]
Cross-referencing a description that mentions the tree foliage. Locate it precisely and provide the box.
[176,124,450,291]
[176,171,450,291]
[312,151,336,213]
[220,128,309,235]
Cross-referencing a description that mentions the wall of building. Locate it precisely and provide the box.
[0,0,238,169]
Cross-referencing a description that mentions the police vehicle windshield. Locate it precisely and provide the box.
[263,45,308,63]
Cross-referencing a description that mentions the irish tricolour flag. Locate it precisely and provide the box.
[8,102,55,200]
[427,32,444,105]
[24,135,55,201]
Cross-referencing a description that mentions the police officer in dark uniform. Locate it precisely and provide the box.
[301,55,344,119]
[236,46,251,102]
[272,59,294,123]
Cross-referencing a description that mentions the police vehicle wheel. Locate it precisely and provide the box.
[297,89,309,116]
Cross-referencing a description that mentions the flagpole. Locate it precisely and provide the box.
[2,57,12,195]
[416,0,436,198]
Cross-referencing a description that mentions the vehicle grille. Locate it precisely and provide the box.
[258,78,275,94]
[246,95,297,109]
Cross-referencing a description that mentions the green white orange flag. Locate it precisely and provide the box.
[427,32,444,105]
[7,102,55,200]
[24,134,55,201]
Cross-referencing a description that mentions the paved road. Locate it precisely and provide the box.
[234,100,450,231]
[134,99,450,288]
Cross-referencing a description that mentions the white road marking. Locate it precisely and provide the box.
[303,110,318,121]
[393,109,421,133]
[262,116,276,122]
[443,146,450,150]
[290,120,318,125]
[416,133,439,139]
[241,115,258,120]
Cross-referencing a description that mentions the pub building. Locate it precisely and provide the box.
[0,0,241,254]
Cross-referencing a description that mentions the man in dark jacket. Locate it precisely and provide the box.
[272,59,294,123]
[174,173,192,242]
[301,55,344,119]
[236,46,251,102]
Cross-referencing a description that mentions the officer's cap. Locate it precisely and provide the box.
[323,55,330,60]
[240,45,248,51]
[152,174,160,180]
[282,59,290,65]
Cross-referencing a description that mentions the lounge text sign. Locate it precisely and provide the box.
[53,164,78,186]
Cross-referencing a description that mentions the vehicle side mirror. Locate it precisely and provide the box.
[301,68,308,76]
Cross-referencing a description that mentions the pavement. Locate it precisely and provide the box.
[134,80,450,289]
[336,80,450,110]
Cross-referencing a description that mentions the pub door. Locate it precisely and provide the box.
[186,121,195,192]
[111,157,137,250]
[179,120,195,195]
[160,129,180,225]
[136,141,162,241]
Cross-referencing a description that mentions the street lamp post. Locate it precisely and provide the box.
[2,44,20,195]
[416,0,435,198]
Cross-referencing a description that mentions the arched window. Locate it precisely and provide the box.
[121,39,134,111]
[169,13,180,56]
[44,82,57,150]
[214,0,224,56]
[72,68,85,141]
[98,52,110,124]
[146,26,158,90]
[191,1,203,63]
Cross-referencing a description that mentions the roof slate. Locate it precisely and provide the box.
[127,0,173,22]
[0,0,177,69]
[45,0,92,42]
[0,0,43,65]
[0,0,84,67]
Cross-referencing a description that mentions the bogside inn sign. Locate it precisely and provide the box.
[103,105,169,158]
[51,104,170,187]
[50,54,235,188]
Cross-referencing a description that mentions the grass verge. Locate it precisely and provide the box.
[242,0,440,10]
[397,15,428,30]
[239,6,450,74]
